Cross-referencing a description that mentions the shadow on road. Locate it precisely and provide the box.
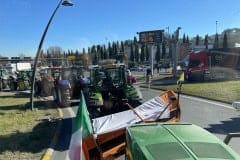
[0,119,58,154]
[206,117,240,134]
[53,118,73,151]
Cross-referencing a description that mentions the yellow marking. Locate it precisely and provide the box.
[58,108,63,118]
[41,150,52,160]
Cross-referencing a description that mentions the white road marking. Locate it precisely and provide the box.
[140,87,235,110]
[181,95,234,110]
[67,107,76,117]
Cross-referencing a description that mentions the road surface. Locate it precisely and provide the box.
[140,87,240,154]
[50,87,240,160]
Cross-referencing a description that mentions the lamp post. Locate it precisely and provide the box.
[30,0,73,110]
[172,27,181,77]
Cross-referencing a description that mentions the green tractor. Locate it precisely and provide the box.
[126,123,240,160]
[0,69,18,91]
[16,70,32,91]
[87,63,142,118]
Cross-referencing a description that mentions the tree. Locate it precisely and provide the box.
[133,36,138,44]
[155,44,161,63]
[108,42,113,58]
[145,45,149,62]
[213,33,219,49]
[223,32,228,49]
[195,34,200,45]
[134,44,139,64]
[140,44,145,63]
[120,41,124,53]
[91,45,97,64]
[82,48,86,54]
[103,45,108,59]
[46,46,64,66]
[204,34,208,49]
[182,33,186,43]
[130,43,134,62]
[75,50,80,57]
[162,42,166,58]
[112,42,118,58]
[186,36,190,44]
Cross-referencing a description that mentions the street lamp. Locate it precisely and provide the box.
[30,0,73,110]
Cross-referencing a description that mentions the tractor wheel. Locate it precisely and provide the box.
[9,80,16,91]
[0,80,2,91]
[58,88,71,107]
[52,88,58,102]
[18,80,26,91]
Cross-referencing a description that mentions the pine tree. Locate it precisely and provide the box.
[196,34,200,45]
[140,44,145,63]
[186,36,190,44]
[223,32,228,49]
[182,34,186,43]
[103,45,107,59]
[145,45,149,62]
[133,36,138,44]
[204,35,208,49]
[100,46,104,60]
[162,42,166,58]
[134,44,139,64]
[108,42,113,58]
[120,41,124,53]
[155,44,161,63]
[130,43,134,62]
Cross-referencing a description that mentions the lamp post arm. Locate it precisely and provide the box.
[30,0,63,110]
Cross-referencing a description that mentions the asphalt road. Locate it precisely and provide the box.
[140,87,240,154]
[50,87,240,160]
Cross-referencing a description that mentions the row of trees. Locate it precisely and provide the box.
[192,32,229,49]
[40,28,238,67]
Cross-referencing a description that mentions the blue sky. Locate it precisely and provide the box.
[0,0,240,57]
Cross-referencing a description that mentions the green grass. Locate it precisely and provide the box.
[0,91,59,160]
[142,80,240,103]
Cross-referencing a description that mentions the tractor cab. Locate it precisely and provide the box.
[88,62,142,118]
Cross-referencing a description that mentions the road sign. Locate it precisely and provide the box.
[138,30,164,44]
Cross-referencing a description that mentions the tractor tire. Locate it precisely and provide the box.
[58,88,71,107]
[9,83,15,91]
[52,88,58,102]
[0,80,2,91]
[18,80,26,91]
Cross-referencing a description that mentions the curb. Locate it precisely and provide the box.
[139,85,233,105]
[41,108,63,160]
[232,101,240,111]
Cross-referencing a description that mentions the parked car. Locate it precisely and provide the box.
[130,66,143,72]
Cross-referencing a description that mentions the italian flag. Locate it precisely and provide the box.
[68,92,93,160]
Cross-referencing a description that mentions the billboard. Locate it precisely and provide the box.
[138,30,164,43]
